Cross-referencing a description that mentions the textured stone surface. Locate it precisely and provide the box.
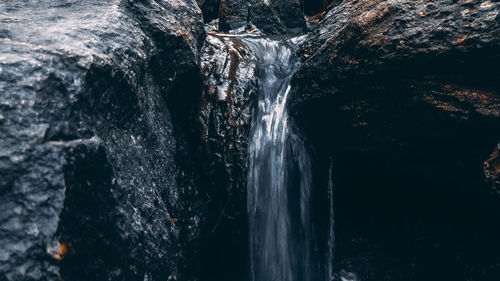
[197,33,259,281]
[199,33,258,200]
[0,0,206,280]
[289,0,500,280]
[2,0,500,280]
[293,0,499,104]
[218,0,306,34]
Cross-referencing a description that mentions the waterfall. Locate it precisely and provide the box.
[243,35,332,281]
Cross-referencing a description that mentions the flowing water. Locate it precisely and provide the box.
[243,36,334,281]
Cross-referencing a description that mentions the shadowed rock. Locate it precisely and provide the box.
[289,0,500,280]
[197,0,221,22]
[218,0,306,34]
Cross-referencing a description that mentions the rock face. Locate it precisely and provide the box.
[293,0,499,105]
[199,33,259,217]
[218,0,306,34]
[197,0,221,22]
[197,33,259,281]
[2,0,500,280]
[0,0,207,280]
[289,0,500,280]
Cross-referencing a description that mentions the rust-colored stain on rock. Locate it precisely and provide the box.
[484,146,500,181]
[52,242,74,261]
[457,34,467,44]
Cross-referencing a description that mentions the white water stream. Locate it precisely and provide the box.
[243,35,334,281]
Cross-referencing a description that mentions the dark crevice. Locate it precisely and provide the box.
[303,0,334,16]
[198,0,222,23]
[57,145,138,281]
[163,69,208,281]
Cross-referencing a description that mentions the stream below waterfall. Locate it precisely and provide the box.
[239,35,335,281]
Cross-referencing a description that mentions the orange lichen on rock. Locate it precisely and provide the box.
[457,34,467,44]
[427,83,500,117]
[307,10,327,24]
[51,242,74,261]
[422,93,471,117]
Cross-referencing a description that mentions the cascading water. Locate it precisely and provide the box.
[242,35,334,281]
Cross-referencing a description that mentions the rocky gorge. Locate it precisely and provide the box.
[1,0,499,281]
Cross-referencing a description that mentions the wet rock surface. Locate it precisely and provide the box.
[217,0,306,34]
[0,0,206,280]
[293,0,500,105]
[2,0,500,280]
[290,0,500,280]
[197,33,259,281]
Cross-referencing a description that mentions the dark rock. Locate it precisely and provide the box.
[0,0,207,280]
[289,0,500,280]
[197,0,222,22]
[484,142,500,189]
[3,0,500,280]
[197,34,259,281]
[304,0,338,16]
[293,0,500,105]
[218,0,306,34]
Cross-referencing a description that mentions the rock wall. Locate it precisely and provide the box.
[290,0,500,280]
[217,0,306,34]
[2,0,500,280]
[196,33,259,281]
[0,0,207,280]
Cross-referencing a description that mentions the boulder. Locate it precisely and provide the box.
[197,33,259,281]
[290,0,500,280]
[293,0,499,105]
[0,0,206,280]
[218,0,306,34]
